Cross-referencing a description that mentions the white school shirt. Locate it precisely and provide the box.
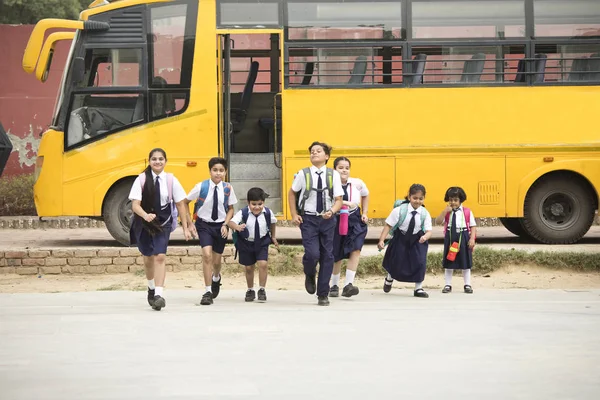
[291,166,344,213]
[447,205,477,230]
[342,177,369,213]
[231,208,278,241]
[128,171,186,206]
[385,205,432,234]
[186,180,238,223]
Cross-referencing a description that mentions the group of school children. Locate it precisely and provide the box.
[128,142,477,310]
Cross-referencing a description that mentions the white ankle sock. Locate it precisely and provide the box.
[155,287,163,296]
[331,273,341,286]
[463,269,472,286]
[345,270,356,285]
[148,279,155,290]
[259,286,265,291]
[205,286,212,293]
[415,282,423,290]
[444,269,453,286]
[212,275,221,282]
[385,273,393,284]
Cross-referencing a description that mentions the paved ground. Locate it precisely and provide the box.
[1,226,599,254]
[0,289,599,399]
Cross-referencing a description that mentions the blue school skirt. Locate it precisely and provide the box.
[382,229,428,283]
[130,204,172,256]
[333,209,368,262]
[442,229,473,270]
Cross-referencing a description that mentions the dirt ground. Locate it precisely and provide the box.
[1,265,600,294]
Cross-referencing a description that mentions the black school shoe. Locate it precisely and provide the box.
[211,275,222,299]
[147,288,155,306]
[464,285,474,294]
[342,283,359,297]
[442,285,452,293]
[414,288,429,298]
[317,296,330,306]
[329,285,340,297]
[383,277,393,293]
[152,295,166,311]
[200,291,213,305]
[257,288,267,302]
[305,274,316,295]
[245,289,256,302]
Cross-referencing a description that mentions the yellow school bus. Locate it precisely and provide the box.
[11,0,600,245]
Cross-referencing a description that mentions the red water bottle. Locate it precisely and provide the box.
[339,205,349,235]
[446,241,459,261]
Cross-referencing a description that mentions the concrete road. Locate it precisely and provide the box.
[1,289,599,400]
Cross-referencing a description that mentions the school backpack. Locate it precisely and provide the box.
[443,207,472,235]
[232,206,272,246]
[138,173,178,232]
[294,167,334,214]
[192,179,232,221]
[390,201,430,234]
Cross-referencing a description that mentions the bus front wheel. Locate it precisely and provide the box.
[103,179,134,246]
[522,174,595,244]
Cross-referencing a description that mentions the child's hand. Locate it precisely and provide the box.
[419,236,428,244]
[144,213,156,222]
[220,225,228,238]
[322,210,333,220]
[445,205,452,214]
[468,238,476,249]
[292,214,303,226]
[271,237,279,249]
[377,240,385,250]
[188,223,198,239]
[235,223,246,232]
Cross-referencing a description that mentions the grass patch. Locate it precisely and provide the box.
[261,246,600,277]
[134,269,146,277]
[0,173,36,216]
[97,284,123,291]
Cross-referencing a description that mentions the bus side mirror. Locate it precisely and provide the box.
[70,57,85,85]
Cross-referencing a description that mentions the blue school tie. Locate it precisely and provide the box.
[254,215,261,252]
[406,210,417,234]
[316,171,324,213]
[211,186,219,221]
[451,209,458,242]
[154,176,161,214]
[342,184,349,201]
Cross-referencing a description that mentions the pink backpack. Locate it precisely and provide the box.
[139,173,178,232]
[443,207,471,235]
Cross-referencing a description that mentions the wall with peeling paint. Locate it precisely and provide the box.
[0,25,70,177]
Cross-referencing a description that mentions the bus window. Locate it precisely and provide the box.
[412,0,526,39]
[150,4,187,86]
[84,48,142,88]
[534,0,600,37]
[535,43,600,83]
[411,45,526,84]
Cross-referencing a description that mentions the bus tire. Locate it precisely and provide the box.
[103,179,135,246]
[522,174,595,244]
[498,217,530,238]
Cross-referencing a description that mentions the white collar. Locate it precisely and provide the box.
[209,180,222,189]
[310,165,327,173]
[151,170,166,180]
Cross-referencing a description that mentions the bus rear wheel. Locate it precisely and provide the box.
[522,174,595,244]
[499,217,530,238]
[103,179,134,246]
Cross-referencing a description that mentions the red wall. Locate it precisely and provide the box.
[0,25,70,177]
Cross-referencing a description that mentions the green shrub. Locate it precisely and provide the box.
[0,173,36,216]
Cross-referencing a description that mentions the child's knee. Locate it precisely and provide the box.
[155,254,166,263]
[303,249,320,263]
[257,261,268,270]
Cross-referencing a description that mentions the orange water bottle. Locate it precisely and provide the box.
[446,241,459,261]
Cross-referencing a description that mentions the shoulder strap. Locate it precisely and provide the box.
[166,173,174,202]
[197,179,210,204]
[420,208,429,232]
[326,168,334,199]
[223,182,231,209]
[463,207,471,233]
[298,167,312,212]
[391,203,409,233]
[264,207,271,233]
[443,211,450,235]
[241,206,249,224]
[139,173,146,189]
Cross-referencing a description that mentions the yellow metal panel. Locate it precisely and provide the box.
[394,156,505,219]
[33,130,64,216]
[22,19,83,73]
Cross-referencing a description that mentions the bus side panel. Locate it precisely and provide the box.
[395,156,506,219]
[507,156,600,218]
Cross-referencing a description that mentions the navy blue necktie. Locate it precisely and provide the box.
[211,186,219,221]
[342,184,349,201]
[154,176,161,214]
[406,210,417,234]
[254,215,261,252]
[316,172,324,213]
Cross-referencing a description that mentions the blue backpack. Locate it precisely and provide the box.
[232,206,272,246]
[192,179,232,221]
